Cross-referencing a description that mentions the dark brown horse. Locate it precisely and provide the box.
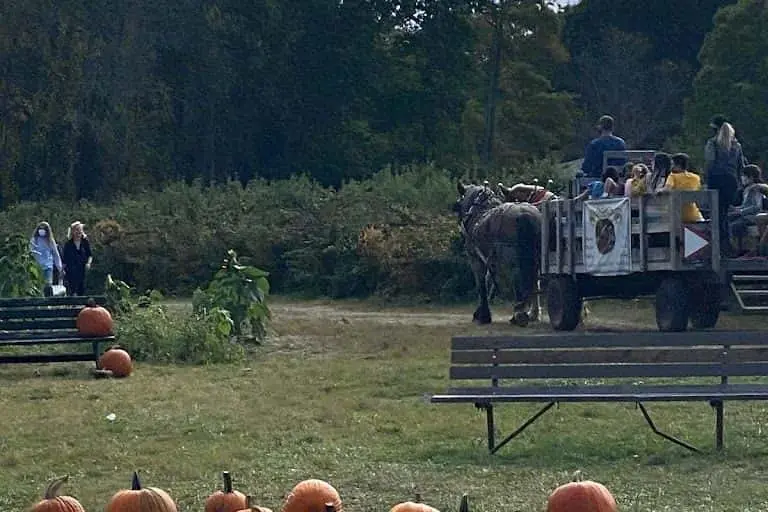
[454,182,543,325]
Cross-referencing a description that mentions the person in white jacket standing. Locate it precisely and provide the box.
[29,221,63,286]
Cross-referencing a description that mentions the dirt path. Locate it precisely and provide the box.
[269,299,660,331]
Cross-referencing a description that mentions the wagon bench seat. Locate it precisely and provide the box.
[429,330,768,454]
[0,296,114,365]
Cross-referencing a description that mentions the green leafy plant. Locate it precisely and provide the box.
[115,304,243,364]
[104,274,133,316]
[0,234,45,297]
[193,249,271,340]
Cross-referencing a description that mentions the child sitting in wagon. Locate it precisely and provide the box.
[575,166,622,201]
[729,164,767,255]
[656,152,704,223]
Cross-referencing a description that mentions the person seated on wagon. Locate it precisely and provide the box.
[656,152,704,223]
[647,152,671,193]
[729,164,767,255]
[575,166,621,201]
[624,163,649,197]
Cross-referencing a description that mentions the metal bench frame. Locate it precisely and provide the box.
[0,296,115,365]
[430,331,768,454]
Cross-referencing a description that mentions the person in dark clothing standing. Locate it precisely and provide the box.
[61,221,93,296]
[704,115,747,257]
[580,115,627,178]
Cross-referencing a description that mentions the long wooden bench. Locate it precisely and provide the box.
[430,331,768,454]
[0,296,115,365]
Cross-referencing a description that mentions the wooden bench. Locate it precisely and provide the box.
[0,296,115,365]
[430,331,768,454]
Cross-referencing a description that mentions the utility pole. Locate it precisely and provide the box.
[481,1,504,177]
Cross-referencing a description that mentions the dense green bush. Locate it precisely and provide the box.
[115,304,245,365]
[0,161,566,302]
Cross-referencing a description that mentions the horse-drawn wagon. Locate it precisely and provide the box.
[540,150,768,332]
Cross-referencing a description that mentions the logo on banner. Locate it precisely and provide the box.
[583,197,632,275]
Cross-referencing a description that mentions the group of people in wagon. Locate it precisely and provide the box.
[576,114,766,258]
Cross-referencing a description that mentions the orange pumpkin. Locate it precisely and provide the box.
[281,479,343,512]
[105,472,177,512]
[30,475,86,512]
[390,502,440,512]
[547,474,617,512]
[77,299,114,337]
[235,494,273,512]
[205,471,247,512]
[99,346,133,377]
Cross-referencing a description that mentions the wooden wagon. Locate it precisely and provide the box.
[540,150,768,331]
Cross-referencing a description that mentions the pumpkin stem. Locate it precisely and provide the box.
[245,495,253,510]
[44,475,69,499]
[87,297,97,307]
[572,470,583,482]
[459,493,469,512]
[324,503,336,512]
[132,471,142,490]
[222,471,233,493]
[415,492,422,503]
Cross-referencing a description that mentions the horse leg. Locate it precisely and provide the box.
[528,278,542,322]
[510,227,540,327]
[470,256,492,324]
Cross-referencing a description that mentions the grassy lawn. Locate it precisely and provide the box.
[3,297,768,510]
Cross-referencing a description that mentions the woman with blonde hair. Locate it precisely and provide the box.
[61,221,93,296]
[29,221,63,286]
[705,115,747,257]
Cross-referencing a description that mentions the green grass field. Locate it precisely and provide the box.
[3,298,768,511]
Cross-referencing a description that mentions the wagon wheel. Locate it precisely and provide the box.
[655,276,689,332]
[546,276,582,331]
[688,272,721,329]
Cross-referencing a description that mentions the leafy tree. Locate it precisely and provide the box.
[560,0,737,151]
[682,0,768,166]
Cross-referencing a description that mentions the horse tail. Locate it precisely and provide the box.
[514,210,540,307]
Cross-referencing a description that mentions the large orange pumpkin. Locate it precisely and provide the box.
[99,346,133,377]
[30,475,86,512]
[205,471,247,512]
[235,495,273,512]
[281,479,343,512]
[105,472,177,512]
[77,299,114,337]
[547,474,617,512]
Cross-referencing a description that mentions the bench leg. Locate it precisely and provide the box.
[637,402,699,453]
[476,403,495,453]
[477,402,556,455]
[712,400,724,451]
[92,341,101,367]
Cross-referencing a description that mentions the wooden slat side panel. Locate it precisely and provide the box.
[0,336,114,347]
[0,296,107,309]
[449,362,768,380]
[0,353,96,364]
[451,348,726,365]
[0,330,79,341]
[0,319,77,331]
[0,308,81,320]
[451,331,768,350]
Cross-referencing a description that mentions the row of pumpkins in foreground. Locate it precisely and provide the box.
[31,470,618,511]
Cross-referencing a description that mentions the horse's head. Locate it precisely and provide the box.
[454,181,501,220]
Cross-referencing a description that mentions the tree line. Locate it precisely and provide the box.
[2,0,764,209]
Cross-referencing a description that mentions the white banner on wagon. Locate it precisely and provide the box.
[583,197,632,275]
